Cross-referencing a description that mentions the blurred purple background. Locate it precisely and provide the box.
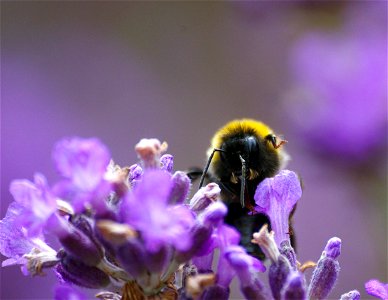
[1,2,386,299]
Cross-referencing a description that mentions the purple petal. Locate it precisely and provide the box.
[0,201,53,255]
[365,279,388,300]
[53,137,110,191]
[254,170,302,247]
[9,174,57,237]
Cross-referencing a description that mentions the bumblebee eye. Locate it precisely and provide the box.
[265,134,277,148]
[265,134,287,149]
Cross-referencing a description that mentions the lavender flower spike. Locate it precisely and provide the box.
[340,290,361,300]
[254,170,302,247]
[252,224,291,300]
[308,237,341,300]
[365,279,388,299]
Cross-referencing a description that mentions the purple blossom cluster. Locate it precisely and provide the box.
[0,137,386,300]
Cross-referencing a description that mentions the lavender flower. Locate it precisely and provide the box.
[284,11,386,161]
[254,170,302,247]
[52,137,112,213]
[308,237,341,299]
[119,169,194,253]
[9,173,57,237]
[1,135,378,300]
[0,202,57,275]
[365,279,388,299]
[252,224,291,300]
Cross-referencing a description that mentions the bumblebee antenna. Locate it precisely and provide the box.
[239,155,246,208]
[199,148,224,189]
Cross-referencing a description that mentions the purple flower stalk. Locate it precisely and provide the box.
[254,170,302,247]
[365,279,388,299]
[308,237,341,300]
[252,224,291,300]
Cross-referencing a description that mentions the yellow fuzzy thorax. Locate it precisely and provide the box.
[208,119,277,162]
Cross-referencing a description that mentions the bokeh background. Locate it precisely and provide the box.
[1,1,386,299]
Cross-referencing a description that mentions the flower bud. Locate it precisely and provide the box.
[308,237,341,300]
[189,183,221,214]
[168,171,191,204]
[269,255,292,300]
[160,154,174,173]
[340,290,361,300]
[51,214,103,266]
[56,254,110,289]
[115,238,147,278]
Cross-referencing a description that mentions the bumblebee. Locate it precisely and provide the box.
[190,119,293,259]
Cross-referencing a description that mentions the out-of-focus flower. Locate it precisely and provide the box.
[9,173,57,237]
[254,170,302,247]
[119,169,194,253]
[284,10,386,161]
[52,137,112,213]
[308,237,341,299]
[365,279,388,300]
[0,202,57,275]
[54,284,87,300]
[135,138,167,168]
